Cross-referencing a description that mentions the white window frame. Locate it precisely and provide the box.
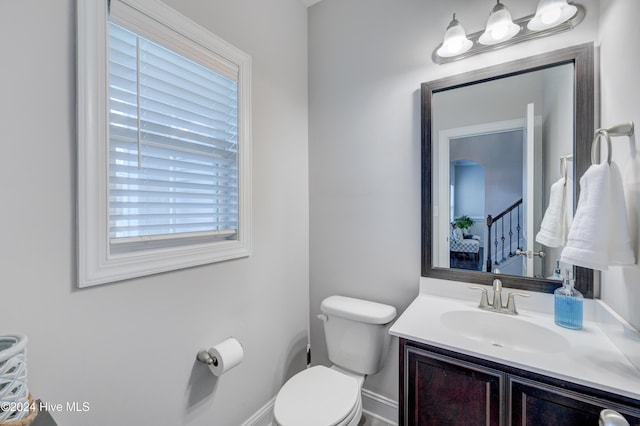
[77,0,252,287]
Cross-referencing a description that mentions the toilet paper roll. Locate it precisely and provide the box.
[208,337,244,376]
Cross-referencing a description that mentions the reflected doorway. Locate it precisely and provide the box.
[449,131,524,275]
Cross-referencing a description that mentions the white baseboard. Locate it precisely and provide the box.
[361,388,398,425]
[241,397,275,426]
[241,389,398,426]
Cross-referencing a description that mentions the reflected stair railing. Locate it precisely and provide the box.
[486,198,523,272]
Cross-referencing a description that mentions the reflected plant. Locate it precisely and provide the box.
[452,215,474,230]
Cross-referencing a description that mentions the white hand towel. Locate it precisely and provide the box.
[608,161,635,265]
[561,163,611,270]
[561,162,635,270]
[536,177,568,247]
[564,177,574,238]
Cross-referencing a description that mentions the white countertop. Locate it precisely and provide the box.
[389,279,640,401]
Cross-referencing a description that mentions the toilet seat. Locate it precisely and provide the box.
[274,366,361,426]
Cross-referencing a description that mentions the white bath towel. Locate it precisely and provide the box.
[536,177,573,247]
[560,162,635,270]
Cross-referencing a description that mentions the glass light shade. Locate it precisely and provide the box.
[436,16,473,58]
[479,2,521,46]
[528,0,578,31]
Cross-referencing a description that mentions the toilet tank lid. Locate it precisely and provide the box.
[321,296,397,324]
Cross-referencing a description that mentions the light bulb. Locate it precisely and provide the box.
[479,2,520,45]
[446,38,463,54]
[528,0,578,31]
[436,14,472,58]
[491,24,509,40]
[541,6,562,25]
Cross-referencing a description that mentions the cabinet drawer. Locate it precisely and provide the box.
[509,377,640,426]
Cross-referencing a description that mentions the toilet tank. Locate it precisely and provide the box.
[320,296,397,375]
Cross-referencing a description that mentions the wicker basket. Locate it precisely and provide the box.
[0,334,36,425]
[0,394,38,426]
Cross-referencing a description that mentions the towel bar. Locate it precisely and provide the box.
[590,121,634,165]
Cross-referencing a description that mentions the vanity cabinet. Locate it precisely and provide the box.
[400,339,640,426]
[404,343,502,425]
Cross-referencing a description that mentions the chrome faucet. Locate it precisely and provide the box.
[491,278,503,310]
[470,278,530,315]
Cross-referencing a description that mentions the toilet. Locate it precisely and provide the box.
[274,295,397,426]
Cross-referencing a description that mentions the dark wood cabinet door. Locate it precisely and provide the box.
[405,346,503,426]
[510,377,640,426]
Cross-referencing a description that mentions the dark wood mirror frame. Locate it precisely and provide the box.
[422,43,595,298]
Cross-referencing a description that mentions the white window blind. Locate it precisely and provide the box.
[108,22,239,245]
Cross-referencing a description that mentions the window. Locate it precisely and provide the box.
[77,0,252,287]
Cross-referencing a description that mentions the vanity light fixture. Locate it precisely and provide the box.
[436,14,473,58]
[433,0,584,64]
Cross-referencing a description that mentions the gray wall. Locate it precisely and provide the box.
[451,132,524,222]
[452,162,485,220]
[308,0,601,404]
[432,71,543,133]
[0,1,308,425]
[599,0,640,331]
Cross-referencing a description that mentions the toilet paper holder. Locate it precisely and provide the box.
[196,349,219,367]
[196,337,244,376]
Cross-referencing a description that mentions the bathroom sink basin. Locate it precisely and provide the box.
[440,310,570,353]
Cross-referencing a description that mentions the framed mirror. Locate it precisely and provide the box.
[422,43,594,297]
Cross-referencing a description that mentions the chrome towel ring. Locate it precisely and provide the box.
[560,154,573,185]
[590,122,634,165]
[591,129,612,165]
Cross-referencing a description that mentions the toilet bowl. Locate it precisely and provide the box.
[273,296,397,426]
[274,366,363,426]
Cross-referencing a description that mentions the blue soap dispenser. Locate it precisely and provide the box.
[554,269,583,330]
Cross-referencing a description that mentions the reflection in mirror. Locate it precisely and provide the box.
[432,64,573,279]
[422,44,594,297]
